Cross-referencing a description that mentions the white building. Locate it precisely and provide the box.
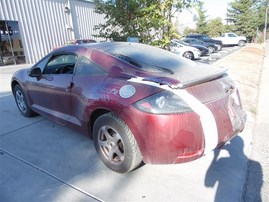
[0,0,105,65]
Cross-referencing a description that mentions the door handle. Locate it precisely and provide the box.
[66,82,74,92]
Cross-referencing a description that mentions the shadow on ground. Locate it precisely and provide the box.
[205,136,263,202]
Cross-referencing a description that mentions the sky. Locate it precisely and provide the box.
[177,0,233,31]
[202,0,233,20]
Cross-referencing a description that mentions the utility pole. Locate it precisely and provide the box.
[264,2,269,42]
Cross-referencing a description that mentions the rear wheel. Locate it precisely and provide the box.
[93,113,142,173]
[208,46,215,54]
[13,85,36,117]
[238,40,246,47]
[183,51,194,60]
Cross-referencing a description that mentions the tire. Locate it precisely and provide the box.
[183,51,194,60]
[215,44,222,51]
[93,113,142,173]
[208,46,215,54]
[13,85,36,117]
[238,40,246,47]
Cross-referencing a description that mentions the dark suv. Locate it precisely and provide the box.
[186,34,223,51]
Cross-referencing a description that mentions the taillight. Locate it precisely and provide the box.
[134,91,193,114]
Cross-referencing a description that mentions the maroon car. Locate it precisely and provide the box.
[11,42,247,173]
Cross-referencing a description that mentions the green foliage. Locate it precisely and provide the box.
[94,0,269,43]
[93,0,197,48]
[227,0,269,42]
[183,0,269,41]
[93,0,141,42]
[206,18,225,37]
[195,1,208,34]
[183,27,196,36]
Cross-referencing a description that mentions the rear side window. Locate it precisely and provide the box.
[75,56,106,75]
[228,33,236,37]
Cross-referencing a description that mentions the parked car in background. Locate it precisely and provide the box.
[11,42,247,173]
[186,34,223,51]
[172,39,209,56]
[182,38,218,54]
[213,33,247,47]
[51,39,97,51]
[170,40,201,60]
[66,39,97,45]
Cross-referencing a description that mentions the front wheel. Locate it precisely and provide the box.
[93,113,142,173]
[13,85,36,117]
[238,40,246,47]
[208,46,215,54]
[183,51,194,60]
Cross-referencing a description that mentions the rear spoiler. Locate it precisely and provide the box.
[171,68,229,89]
[141,68,229,89]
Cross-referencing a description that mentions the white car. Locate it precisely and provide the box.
[213,33,247,47]
[170,39,201,60]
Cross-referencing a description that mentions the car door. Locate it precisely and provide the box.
[227,33,237,45]
[68,55,107,129]
[27,53,78,125]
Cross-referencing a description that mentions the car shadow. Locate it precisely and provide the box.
[204,136,263,202]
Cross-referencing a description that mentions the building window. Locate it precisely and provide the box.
[0,20,26,66]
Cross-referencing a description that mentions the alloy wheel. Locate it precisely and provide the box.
[16,90,27,113]
[97,125,125,165]
[208,46,214,54]
[183,52,193,60]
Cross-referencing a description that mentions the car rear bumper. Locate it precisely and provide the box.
[118,92,246,165]
[119,107,205,164]
[193,51,201,59]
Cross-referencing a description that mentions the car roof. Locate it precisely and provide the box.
[187,34,207,37]
[51,42,227,87]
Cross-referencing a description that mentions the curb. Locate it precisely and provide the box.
[242,42,269,201]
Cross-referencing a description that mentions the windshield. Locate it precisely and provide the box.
[172,39,189,46]
[104,43,196,73]
[202,36,210,40]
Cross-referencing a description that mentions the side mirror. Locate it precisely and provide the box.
[29,67,42,77]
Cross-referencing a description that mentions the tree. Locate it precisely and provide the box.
[93,0,197,48]
[93,0,141,42]
[195,1,208,34]
[227,0,268,41]
[206,18,225,37]
[183,26,196,35]
[256,0,269,41]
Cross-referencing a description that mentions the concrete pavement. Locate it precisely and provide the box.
[243,43,269,202]
[0,44,267,201]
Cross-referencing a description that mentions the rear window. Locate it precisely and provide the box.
[201,35,210,40]
[104,43,196,73]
